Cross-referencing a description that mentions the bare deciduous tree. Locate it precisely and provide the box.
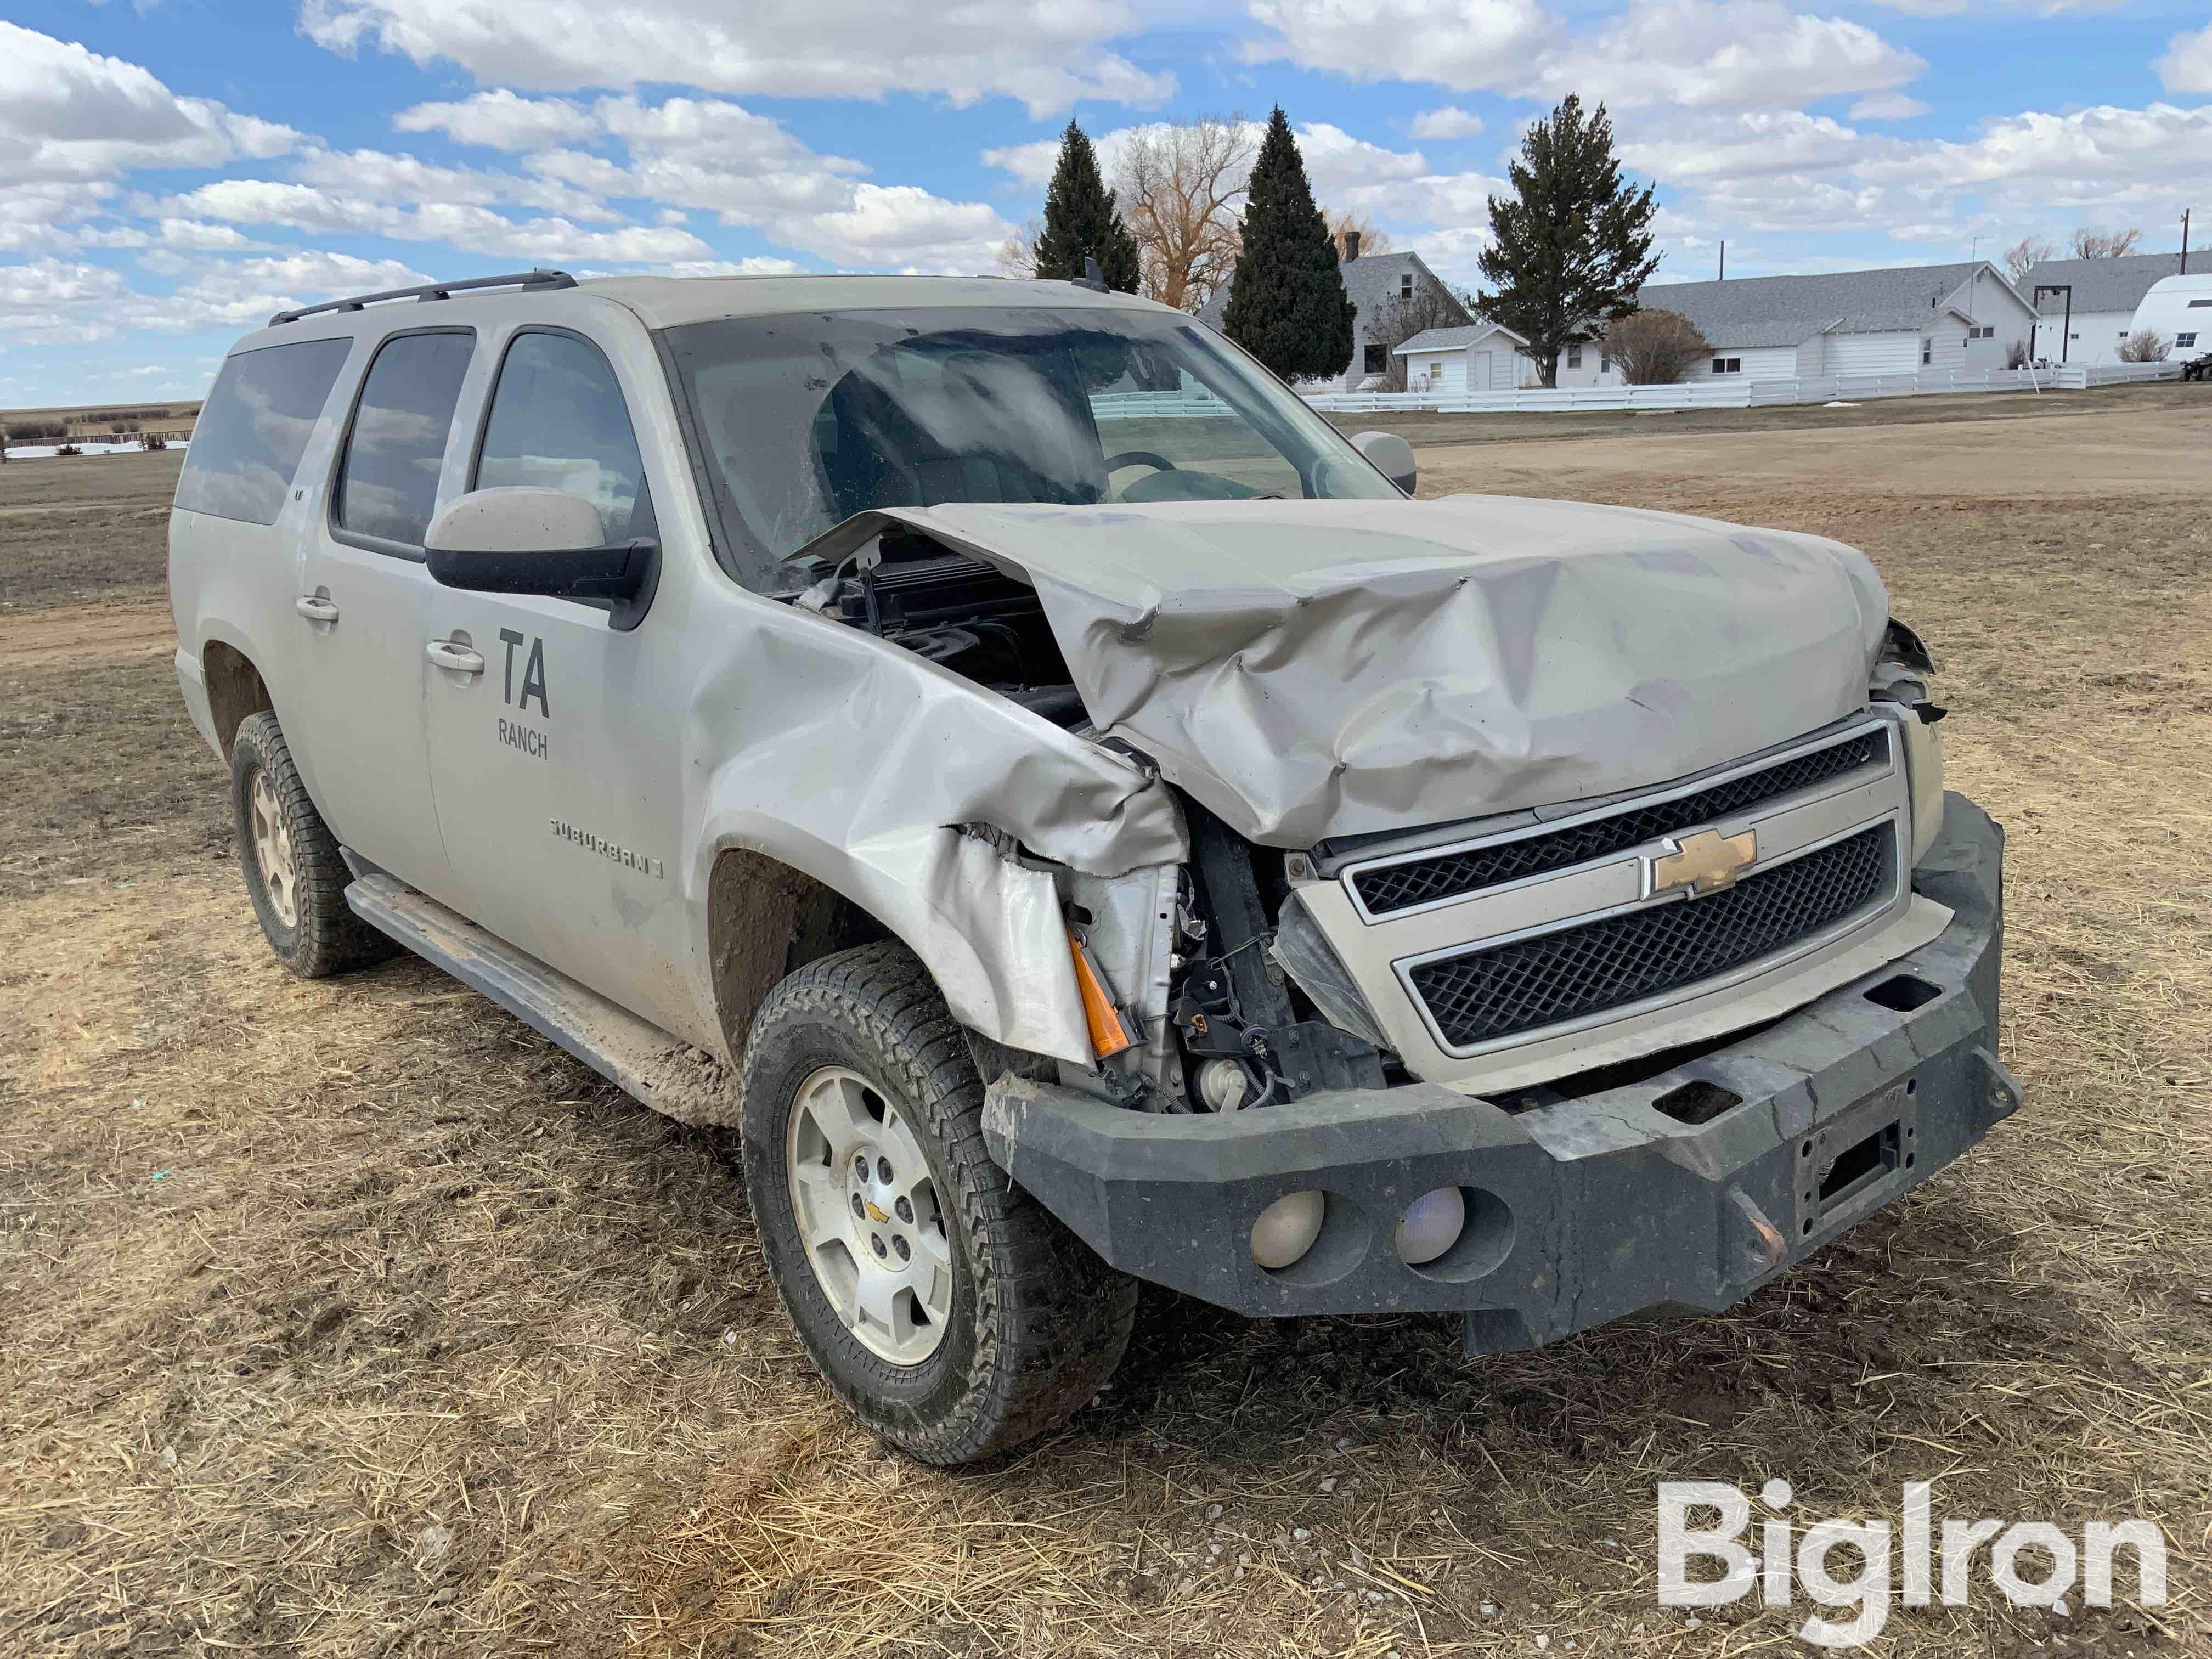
[1113,116,1255,312]
[1601,308,1711,384]
[995,217,1041,279]
[2117,328,2170,363]
[2001,235,2055,283]
[2004,338,2032,370]
[1323,208,1392,262]
[2070,227,2144,260]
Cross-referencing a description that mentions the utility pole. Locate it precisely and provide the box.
[1718,240,1726,281]
[2183,209,2191,276]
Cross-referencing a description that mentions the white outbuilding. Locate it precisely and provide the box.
[1390,321,1538,394]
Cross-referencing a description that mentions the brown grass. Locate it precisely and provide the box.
[2,417,2208,1657]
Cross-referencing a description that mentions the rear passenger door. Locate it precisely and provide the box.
[421,326,681,1018]
[288,328,477,896]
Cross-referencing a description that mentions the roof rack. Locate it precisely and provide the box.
[268,268,577,328]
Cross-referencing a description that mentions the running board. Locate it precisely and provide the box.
[344,873,740,1125]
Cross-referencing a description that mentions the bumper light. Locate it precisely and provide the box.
[1250,1190,1325,1269]
[1396,1186,1466,1266]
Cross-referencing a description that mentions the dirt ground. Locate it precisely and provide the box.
[2,399,2208,1658]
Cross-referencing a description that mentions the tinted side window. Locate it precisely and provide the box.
[476,332,645,540]
[337,332,475,548]
[174,338,353,524]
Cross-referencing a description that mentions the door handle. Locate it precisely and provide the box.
[295,594,340,623]
[425,639,486,676]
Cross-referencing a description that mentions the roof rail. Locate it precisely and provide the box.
[268,268,577,328]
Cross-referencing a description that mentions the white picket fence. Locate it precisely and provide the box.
[1299,360,2182,416]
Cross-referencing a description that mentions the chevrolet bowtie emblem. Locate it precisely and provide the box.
[1649,828,1757,898]
[864,1200,890,1224]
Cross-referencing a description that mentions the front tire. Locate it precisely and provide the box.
[739,943,1135,1464]
[230,710,395,978]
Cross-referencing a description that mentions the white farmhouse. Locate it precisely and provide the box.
[2019,253,2194,365]
[1607,261,2038,385]
[1391,321,1538,394]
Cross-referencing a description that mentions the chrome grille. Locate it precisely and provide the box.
[1352,731,1886,917]
[1406,823,1894,1052]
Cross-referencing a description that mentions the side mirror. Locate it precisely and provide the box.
[425,487,657,621]
[1350,430,1417,494]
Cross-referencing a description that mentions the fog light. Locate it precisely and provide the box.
[1250,1190,1325,1269]
[1396,1186,1465,1266]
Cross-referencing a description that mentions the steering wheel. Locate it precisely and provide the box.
[1104,450,1178,475]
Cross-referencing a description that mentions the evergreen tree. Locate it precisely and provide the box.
[1032,120,1141,292]
[1222,108,1355,382]
[1476,95,1658,387]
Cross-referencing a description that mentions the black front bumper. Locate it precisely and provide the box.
[982,792,2019,1355]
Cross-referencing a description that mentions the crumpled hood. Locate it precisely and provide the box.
[812,496,1891,847]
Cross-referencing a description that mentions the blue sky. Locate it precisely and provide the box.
[3,0,2208,407]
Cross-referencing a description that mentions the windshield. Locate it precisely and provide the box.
[659,304,1399,589]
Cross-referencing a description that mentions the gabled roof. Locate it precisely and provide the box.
[1197,250,1441,326]
[2018,252,2191,314]
[1393,321,1528,354]
[1634,261,2024,348]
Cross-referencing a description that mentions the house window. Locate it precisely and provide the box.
[1600,353,1611,373]
[1566,346,1583,368]
[1711,356,1741,375]
[2179,332,2199,348]
[1966,325,1993,340]
[1429,361,1443,380]
[1401,274,1414,297]
[1921,337,1933,365]
[1363,343,1388,375]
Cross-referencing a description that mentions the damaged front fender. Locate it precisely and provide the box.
[684,590,1188,1064]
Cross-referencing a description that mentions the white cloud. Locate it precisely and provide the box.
[791,185,1009,273]
[1533,0,1925,111]
[292,144,617,220]
[2157,23,2212,94]
[393,88,599,149]
[0,22,298,184]
[167,85,1006,277]
[1622,111,1881,183]
[155,218,264,251]
[1865,0,2114,13]
[159,178,713,263]
[1409,107,1485,139]
[1850,92,1931,120]
[1245,0,1554,91]
[1247,0,1922,114]
[1624,98,2212,251]
[300,0,1175,119]
[0,250,440,346]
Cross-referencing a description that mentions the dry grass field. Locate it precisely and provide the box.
[3,388,2209,1658]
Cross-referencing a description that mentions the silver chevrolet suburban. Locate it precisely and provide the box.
[170,268,2017,1464]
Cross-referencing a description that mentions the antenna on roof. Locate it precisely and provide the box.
[1070,255,1109,294]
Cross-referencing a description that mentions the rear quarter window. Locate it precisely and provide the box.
[174,337,355,524]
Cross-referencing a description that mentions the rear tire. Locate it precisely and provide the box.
[739,941,1135,1464]
[230,710,395,978]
